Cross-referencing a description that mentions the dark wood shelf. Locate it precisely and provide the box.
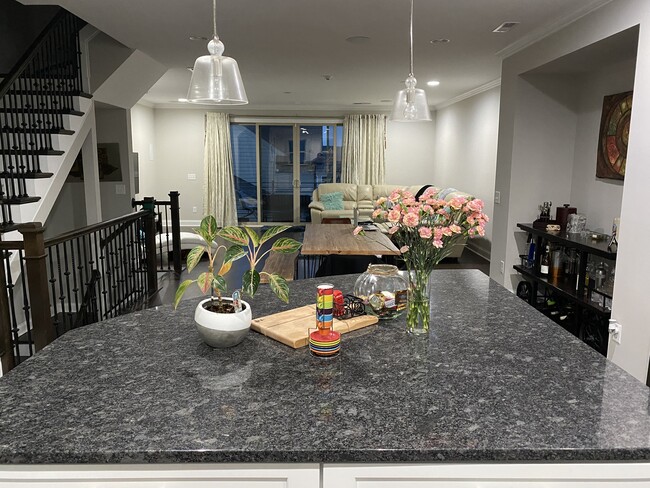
[517,223,616,260]
[513,264,610,315]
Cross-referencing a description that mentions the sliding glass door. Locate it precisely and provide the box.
[231,121,342,224]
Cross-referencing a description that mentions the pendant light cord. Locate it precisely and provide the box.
[213,0,218,39]
[409,0,414,76]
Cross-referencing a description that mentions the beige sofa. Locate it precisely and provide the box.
[308,183,472,258]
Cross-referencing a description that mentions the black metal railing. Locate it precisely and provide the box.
[132,191,182,276]
[0,9,85,230]
[0,210,158,373]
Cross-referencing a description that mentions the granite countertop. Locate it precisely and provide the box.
[1,269,649,464]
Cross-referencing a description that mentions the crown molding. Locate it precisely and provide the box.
[435,78,501,110]
[495,0,614,59]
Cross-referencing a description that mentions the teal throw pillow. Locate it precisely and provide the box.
[321,192,344,210]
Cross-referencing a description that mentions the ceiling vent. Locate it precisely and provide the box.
[492,22,519,33]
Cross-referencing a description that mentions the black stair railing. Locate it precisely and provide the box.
[132,191,183,276]
[0,9,85,230]
[0,210,158,373]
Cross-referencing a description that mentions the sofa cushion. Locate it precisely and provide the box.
[321,192,344,210]
[317,183,357,201]
[357,185,373,202]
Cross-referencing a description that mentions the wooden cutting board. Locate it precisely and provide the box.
[251,304,378,349]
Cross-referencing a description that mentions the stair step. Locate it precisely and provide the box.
[0,196,40,205]
[0,149,63,156]
[0,127,74,136]
[0,108,84,116]
[0,171,53,179]
[6,89,92,99]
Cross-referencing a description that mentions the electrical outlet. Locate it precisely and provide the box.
[500,260,505,274]
[609,319,622,344]
[192,206,197,213]
[494,191,501,204]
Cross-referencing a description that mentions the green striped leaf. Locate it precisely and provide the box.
[271,237,302,254]
[218,226,249,246]
[212,275,227,293]
[242,269,260,296]
[244,226,260,247]
[197,271,214,295]
[260,225,291,245]
[173,279,195,309]
[267,274,290,303]
[186,246,205,273]
[200,215,219,240]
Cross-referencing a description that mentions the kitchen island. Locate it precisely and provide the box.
[1,270,650,486]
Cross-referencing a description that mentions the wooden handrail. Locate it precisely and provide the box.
[44,211,149,247]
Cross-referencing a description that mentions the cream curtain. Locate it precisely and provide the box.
[203,112,238,227]
[341,114,387,185]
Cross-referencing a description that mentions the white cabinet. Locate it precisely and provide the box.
[323,463,650,488]
[0,463,320,488]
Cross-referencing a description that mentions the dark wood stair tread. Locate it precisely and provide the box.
[0,127,74,135]
[0,108,84,116]
[0,171,53,179]
[0,196,40,204]
[0,149,63,156]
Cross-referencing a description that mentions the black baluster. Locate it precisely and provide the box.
[47,244,61,336]
[17,248,33,356]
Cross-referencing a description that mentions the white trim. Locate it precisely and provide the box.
[435,78,501,110]
[495,0,614,59]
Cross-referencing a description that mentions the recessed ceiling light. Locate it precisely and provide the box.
[178,98,188,102]
[189,35,209,41]
[430,38,450,44]
[492,22,519,33]
[427,80,440,87]
[346,36,371,44]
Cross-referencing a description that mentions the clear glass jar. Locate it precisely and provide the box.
[354,264,408,319]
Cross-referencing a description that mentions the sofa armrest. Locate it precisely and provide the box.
[309,201,325,211]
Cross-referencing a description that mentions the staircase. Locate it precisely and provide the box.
[0,9,89,236]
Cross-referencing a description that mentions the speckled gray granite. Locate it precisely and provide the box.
[1,269,649,464]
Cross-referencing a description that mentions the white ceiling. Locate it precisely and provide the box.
[22,0,613,110]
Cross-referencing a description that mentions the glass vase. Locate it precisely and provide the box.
[406,269,431,334]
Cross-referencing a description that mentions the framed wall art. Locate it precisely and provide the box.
[596,90,632,180]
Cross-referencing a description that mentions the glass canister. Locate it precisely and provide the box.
[354,264,408,319]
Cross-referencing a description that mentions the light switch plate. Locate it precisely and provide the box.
[187,173,197,180]
[115,184,126,195]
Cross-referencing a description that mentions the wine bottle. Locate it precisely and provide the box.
[540,245,550,275]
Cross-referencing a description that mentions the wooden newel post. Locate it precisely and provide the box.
[169,191,182,277]
[0,249,16,374]
[142,199,158,294]
[20,223,55,352]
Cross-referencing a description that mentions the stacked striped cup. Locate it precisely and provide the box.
[309,284,341,357]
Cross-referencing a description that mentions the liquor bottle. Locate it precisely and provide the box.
[540,245,550,275]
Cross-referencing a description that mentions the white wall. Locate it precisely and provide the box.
[385,120,436,185]
[95,107,134,220]
[492,0,650,381]
[570,59,635,233]
[434,87,501,256]
[131,103,156,199]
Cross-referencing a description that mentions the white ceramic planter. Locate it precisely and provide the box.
[194,297,252,348]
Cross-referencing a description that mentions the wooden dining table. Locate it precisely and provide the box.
[301,224,400,256]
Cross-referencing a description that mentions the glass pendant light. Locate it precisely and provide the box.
[187,0,248,105]
[390,0,431,121]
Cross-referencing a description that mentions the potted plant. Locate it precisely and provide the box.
[173,216,302,348]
